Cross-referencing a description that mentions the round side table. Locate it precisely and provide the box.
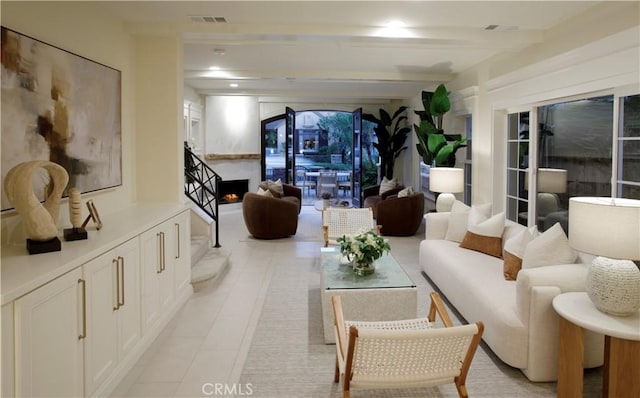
[552,292,640,398]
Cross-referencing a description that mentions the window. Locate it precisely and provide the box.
[463,116,472,205]
[618,94,640,199]
[506,112,530,226]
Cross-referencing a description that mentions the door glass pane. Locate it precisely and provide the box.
[264,117,286,181]
[506,111,529,226]
[537,96,613,231]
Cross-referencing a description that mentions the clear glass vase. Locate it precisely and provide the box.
[354,260,375,276]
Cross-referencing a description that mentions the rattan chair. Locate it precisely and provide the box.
[322,207,380,247]
[332,292,484,398]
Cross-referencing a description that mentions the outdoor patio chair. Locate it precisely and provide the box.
[318,171,338,198]
[332,292,484,398]
[322,207,380,247]
[337,171,352,197]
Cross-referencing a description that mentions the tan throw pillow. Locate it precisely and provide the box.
[379,177,397,195]
[460,210,505,258]
[522,223,577,268]
[259,179,284,198]
[256,187,273,197]
[502,226,537,280]
[397,186,414,198]
[445,202,491,243]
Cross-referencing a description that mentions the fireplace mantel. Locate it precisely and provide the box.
[205,153,261,161]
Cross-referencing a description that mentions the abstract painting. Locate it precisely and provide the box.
[1,27,121,211]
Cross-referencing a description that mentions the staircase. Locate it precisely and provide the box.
[184,142,230,291]
[190,232,231,292]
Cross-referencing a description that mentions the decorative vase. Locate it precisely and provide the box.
[586,256,640,316]
[323,199,330,210]
[353,260,375,276]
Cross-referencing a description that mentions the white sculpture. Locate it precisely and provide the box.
[4,160,69,241]
[68,187,83,228]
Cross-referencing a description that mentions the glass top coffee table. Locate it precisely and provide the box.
[320,246,417,343]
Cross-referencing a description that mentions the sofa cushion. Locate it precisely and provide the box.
[420,239,528,368]
[522,223,577,269]
[503,227,537,280]
[460,211,505,258]
[445,201,491,243]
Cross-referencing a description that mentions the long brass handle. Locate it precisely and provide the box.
[78,278,87,340]
[156,232,162,274]
[175,223,180,259]
[160,232,166,272]
[113,258,120,311]
[118,256,125,307]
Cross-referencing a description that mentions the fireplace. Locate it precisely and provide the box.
[218,179,249,204]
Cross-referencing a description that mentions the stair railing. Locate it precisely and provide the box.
[184,143,221,247]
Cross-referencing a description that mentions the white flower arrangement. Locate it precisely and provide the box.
[337,230,391,266]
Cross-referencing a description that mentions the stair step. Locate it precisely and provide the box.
[191,235,210,266]
[191,247,231,292]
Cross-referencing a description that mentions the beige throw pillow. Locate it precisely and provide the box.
[258,179,284,198]
[502,226,538,280]
[522,223,577,269]
[256,187,273,197]
[397,186,414,198]
[379,177,397,195]
[445,202,491,243]
[460,210,505,258]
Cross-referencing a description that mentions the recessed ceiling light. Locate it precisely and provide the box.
[209,66,221,70]
[385,20,405,28]
[229,83,238,88]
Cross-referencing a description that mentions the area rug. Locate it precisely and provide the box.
[237,247,603,397]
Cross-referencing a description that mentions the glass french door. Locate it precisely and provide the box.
[261,107,364,205]
[352,108,362,207]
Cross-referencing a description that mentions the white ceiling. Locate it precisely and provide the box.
[102,1,601,100]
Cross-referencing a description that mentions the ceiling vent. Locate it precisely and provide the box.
[190,16,227,23]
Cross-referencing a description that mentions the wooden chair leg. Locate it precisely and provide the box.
[455,379,469,398]
[334,355,340,383]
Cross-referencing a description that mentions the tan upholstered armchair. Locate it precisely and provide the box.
[241,184,301,239]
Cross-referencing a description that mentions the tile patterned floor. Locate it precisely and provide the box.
[111,206,338,397]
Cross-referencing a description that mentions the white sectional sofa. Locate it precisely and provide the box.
[419,211,604,382]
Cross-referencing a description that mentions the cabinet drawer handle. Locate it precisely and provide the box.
[78,278,87,340]
[160,232,166,272]
[118,256,125,307]
[175,223,180,259]
[156,232,162,274]
[113,258,120,311]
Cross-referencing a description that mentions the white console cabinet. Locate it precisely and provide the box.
[1,204,192,397]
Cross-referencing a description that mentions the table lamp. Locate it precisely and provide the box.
[429,167,464,212]
[568,197,640,316]
[537,168,567,194]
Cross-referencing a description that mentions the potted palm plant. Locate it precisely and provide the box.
[363,106,411,180]
[414,84,467,167]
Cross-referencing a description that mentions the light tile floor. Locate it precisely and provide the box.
[111,205,351,397]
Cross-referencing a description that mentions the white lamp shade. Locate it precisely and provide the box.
[569,197,640,260]
[537,168,567,193]
[429,167,464,194]
[524,168,567,193]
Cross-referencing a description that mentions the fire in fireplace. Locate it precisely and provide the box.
[218,179,249,204]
